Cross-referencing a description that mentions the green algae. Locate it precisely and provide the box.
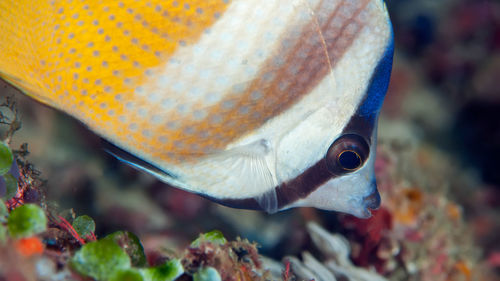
[0,142,13,176]
[72,215,96,238]
[191,230,227,247]
[7,204,47,239]
[104,231,147,267]
[70,239,131,281]
[110,269,144,281]
[3,173,18,200]
[140,259,184,281]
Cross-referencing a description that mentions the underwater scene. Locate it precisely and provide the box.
[0,0,498,280]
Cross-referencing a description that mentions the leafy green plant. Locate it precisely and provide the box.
[104,231,147,267]
[0,223,6,244]
[3,173,18,200]
[0,198,7,222]
[191,230,227,247]
[7,204,47,239]
[0,141,17,201]
[0,199,6,244]
[72,215,96,238]
[140,259,184,281]
[110,269,144,281]
[0,142,13,176]
[71,234,184,281]
[70,239,131,281]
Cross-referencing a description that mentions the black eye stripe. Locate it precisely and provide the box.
[211,133,372,211]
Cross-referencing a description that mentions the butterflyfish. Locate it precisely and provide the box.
[0,0,393,218]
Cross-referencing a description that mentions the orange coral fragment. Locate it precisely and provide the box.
[392,188,424,226]
[454,261,472,281]
[14,237,44,257]
[446,203,462,221]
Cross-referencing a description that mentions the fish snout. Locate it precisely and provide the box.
[362,188,381,211]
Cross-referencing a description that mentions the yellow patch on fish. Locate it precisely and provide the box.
[0,0,230,159]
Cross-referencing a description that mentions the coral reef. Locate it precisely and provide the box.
[286,222,388,281]
[0,128,495,280]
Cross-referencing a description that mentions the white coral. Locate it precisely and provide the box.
[285,222,388,281]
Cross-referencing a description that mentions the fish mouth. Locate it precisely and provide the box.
[357,189,381,218]
[363,189,381,210]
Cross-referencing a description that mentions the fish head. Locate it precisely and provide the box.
[279,39,394,218]
[284,124,383,219]
[198,31,394,218]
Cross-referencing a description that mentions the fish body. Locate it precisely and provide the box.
[0,0,393,217]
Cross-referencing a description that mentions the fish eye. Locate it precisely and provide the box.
[325,134,369,175]
[338,150,361,170]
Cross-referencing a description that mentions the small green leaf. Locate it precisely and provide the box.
[70,239,131,281]
[0,224,6,244]
[7,204,47,238]
[104,231,147,267]
[0,199,7,223]
[193,267,222,281]
[3,174,18,200]
[0,142,13,176]
[110,269,144,281]
[72,215,96,238]
[140,259,184,281]
[191,230,227,247]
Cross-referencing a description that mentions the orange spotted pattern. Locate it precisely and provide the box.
[0,0,230,159]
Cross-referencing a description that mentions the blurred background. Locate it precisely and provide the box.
[0,0,498,280]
